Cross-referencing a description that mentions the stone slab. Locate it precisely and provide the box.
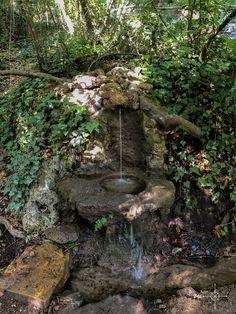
[0,242,69,309]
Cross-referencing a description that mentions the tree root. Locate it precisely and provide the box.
[0,216,25,239]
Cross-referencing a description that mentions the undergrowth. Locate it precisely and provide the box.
[0,78,99,215]
[144,42,236,219]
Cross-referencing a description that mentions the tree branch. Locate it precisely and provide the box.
[200,9,236,63]
[0,70,68,83]
[0,216,25,239]
[140,95,201,138]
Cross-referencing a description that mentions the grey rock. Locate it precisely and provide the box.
[62,295,147,314]
[70,267,132,302]
[22,188,59,234]
[58,290,83,306]
[44,224,79,244]
[63,88,102,115]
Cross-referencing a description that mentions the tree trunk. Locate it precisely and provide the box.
[78,0,94,35]
[200,9,236,63]
[19,1,46,70]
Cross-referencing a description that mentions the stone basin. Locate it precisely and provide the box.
[100,174,146,195]
[58,171,176,223]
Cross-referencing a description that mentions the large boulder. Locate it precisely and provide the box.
[70,267,131,303]
[22,187,59,234]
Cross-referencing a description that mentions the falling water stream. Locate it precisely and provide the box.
[119,108,123,179]
[117,108,145,280]
[129,223,145,280]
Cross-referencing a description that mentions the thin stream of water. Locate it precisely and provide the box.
[118,110,144,280]
[119,108,123,179]
[129,223,145,280]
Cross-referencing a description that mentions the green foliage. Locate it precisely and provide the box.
[94,214,113,231]
[0,78,99,215]
[144,38,236,208]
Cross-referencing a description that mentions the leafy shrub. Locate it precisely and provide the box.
[0,78,99,214]
[143,40,236,208]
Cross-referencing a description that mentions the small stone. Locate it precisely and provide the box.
[155,299,162,304]
[44,224,79,244]
[54,305,60,311]
[29,251,36,257]
[73,75,98,89]
[139,82,153,90]
[99,82,129,107]
[59,290,83,306]
[159,304,166,309]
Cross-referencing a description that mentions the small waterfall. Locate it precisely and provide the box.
[129,223,145,280]
[119,108,123,179]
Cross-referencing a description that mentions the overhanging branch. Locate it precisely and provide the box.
[140,95,201,138]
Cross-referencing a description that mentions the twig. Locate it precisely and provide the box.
[0,216,25,239]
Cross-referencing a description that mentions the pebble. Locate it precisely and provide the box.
[29,251,36,258]
[159,304,166,309]
[54,305,60,311]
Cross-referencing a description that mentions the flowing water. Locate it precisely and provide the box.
[118,109,145,280]
[119,108,123,179]
[129,223,145,280]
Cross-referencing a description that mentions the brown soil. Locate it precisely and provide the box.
[162,284,236,314]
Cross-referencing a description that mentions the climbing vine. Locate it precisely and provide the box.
[0,78,99,214]
[143,41,236,213]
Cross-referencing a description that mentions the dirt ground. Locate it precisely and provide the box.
[163,284,236,314]
[1,283,236,314]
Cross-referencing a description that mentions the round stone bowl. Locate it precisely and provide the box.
[100,173,146,195]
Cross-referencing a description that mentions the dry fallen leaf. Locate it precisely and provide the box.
[214,225,222,239]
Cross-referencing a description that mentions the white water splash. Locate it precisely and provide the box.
[129,223,145,280]
[132,243,144,280]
